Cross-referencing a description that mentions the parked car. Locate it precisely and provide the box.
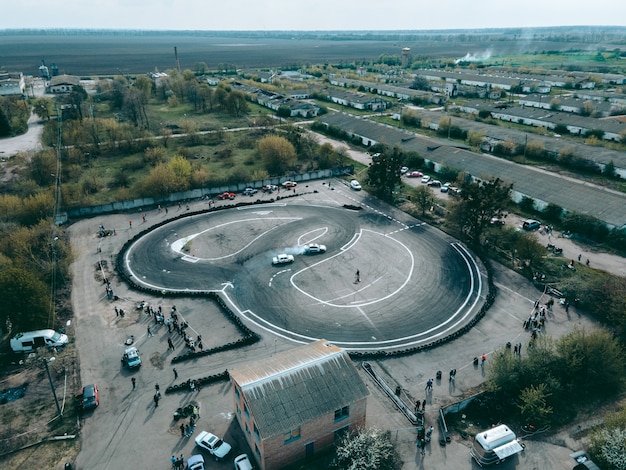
[187,454,205,470]
[81,384,99,410]
[304,243,326,254]
[490,217,506,226]
[194,431,232,460]
[407,171,423,178]
[121,346,141,368]
[272,254,295,266]
[262,184,278,193]
[234,454,254,470]
[218,192,236,200]
[428,180,442,188]
[421,175,431,184]
[400,166,409,174]
[282,181,297,188]
[243,188,258,196]
[350,180,362,190]
[440,182,451,193]
[522,219,541,231]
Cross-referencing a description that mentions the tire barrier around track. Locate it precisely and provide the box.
[171,335,258,364]
[165,370,230,394]
[348,253,496,361]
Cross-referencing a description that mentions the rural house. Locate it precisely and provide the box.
[229,340,369,470]
[47,74,81,93]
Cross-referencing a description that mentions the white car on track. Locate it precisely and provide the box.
[272,253,295,265]
[304,243,327,254]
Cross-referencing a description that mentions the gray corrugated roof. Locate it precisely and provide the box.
[320,113,626,229]
[230,340,369,439]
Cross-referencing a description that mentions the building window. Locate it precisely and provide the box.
[235,387,240,402]
[244,403,249,419]
[254,423,260,441]
[334,406,350,422]
[284,427,301,444]
[255,444,261,458]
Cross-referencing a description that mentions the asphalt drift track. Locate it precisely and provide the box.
[122,199,486,351]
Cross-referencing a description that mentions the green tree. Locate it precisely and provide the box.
[517,383,553,426]
[257,135,297,175]
[452,177,512,244]
[0,106,11,137]
[336,428,401,470]
[410,185,434,216]
[28,150,57,187]
[225,90,249,117]
[32,97,54,121]
[514,232,544,269]
[590,406,626,469]
[367,148,402,201]
[603,160,616,178]
[168,155,192,191]
[0,266,51,332]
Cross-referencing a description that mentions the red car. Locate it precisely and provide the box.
[217,192,236,200]
[406,171,423,178]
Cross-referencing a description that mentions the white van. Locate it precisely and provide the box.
[10,329,69,353]
[470,424,524,466]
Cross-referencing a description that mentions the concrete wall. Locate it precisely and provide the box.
[67,167,354,219]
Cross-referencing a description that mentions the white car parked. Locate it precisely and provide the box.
[421,175,431,184]
[350,180,362,190]
[194,431,232,460]
[234,454,254,470]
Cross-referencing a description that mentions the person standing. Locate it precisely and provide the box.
[131,377,136,390]
[129,220,132,228]
[173,368,178,380]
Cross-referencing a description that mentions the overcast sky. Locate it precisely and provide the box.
[2,0,625,31]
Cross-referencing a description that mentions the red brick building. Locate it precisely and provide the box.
[229,340,369,470]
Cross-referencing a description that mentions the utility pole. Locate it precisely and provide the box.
[43,357,63,420]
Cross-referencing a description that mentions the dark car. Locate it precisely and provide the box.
[81,384,99,410]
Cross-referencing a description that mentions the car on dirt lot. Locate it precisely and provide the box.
[234,454,254,470]
[407,171,423,178]
[428,180,442,188]
[282,181,297,188]
[81,384,99,410]
[400,166,409,174]
[304,243,326,254]
[121,346,141,368]
[194,431,232,460]
[421,175,431,184]
[243,188,258,196]
[218,192,236,200]
[272,254,295,265]
[262,184,278,193]
[440,182,451,193]
[186,454,205,470]
[350,180,362,190]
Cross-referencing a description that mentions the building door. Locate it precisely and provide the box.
[305,441,314,459]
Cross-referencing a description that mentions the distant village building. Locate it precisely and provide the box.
[229,340,369,470]
[0,71,25,96]
[47,74,80,94]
